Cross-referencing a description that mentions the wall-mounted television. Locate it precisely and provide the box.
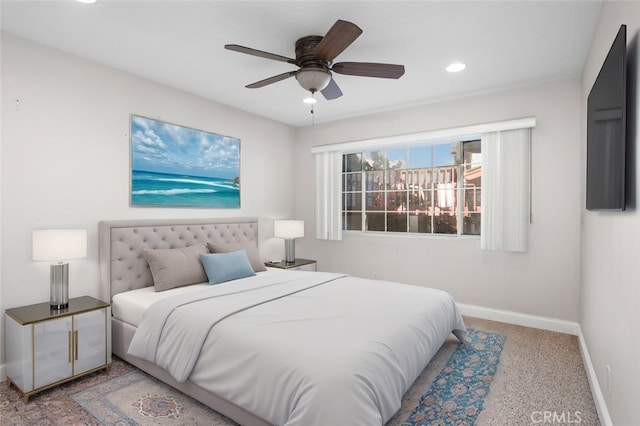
[586,24,627,211]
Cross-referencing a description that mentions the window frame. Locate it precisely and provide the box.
[342,138,482,237]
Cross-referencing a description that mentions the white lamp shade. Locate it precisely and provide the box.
[274,220,304,239]
[33,229,88,261]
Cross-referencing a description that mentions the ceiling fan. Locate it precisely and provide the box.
[225,19,405,101]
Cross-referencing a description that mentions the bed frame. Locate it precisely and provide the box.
[98,217,270,426]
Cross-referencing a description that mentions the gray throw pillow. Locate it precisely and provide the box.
[207,241,267,272]
[143,242,208,291]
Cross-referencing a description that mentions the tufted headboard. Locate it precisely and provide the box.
[98,217,259,302]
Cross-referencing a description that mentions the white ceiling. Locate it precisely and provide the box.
[1,0,602,127]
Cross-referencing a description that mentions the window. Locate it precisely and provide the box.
[342,140,481,236]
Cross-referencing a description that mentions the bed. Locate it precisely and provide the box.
[99,217,466,426]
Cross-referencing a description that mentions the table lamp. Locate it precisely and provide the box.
[274,220,304,264]
[32,229,87,310]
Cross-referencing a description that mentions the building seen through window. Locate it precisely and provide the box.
[342,140,481,236]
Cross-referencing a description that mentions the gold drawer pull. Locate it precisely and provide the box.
[68,331,72,363]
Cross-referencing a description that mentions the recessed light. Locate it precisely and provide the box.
[76,0,97,4]
[446,62,466,73]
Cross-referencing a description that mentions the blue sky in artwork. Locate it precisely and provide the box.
[131,116,240,179]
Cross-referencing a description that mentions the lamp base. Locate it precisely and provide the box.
[50,262,69,311]
[284,239,296,264]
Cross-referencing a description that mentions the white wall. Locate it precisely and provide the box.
[580,3,640,424]
[294,80,582,322]
[0,33,296,371]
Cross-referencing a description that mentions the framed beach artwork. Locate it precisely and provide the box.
[130,115,240,208]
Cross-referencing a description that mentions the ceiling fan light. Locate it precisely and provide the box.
[303,96,317,104]
[296,68,331,92]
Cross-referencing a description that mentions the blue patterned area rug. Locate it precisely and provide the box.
[404,328,506,426]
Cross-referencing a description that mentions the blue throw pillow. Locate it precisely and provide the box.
[199,250,256,284]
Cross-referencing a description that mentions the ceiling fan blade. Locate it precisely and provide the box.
[246,71,297,88]
[321,78,343,100]
[332,62,405,79]
[314,20,363,62]
[225,44,296,64]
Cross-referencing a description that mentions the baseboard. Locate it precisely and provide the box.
[456,303,580,335]
[577,326,613,426]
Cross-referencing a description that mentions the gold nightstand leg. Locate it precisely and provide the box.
[7,377,29,403]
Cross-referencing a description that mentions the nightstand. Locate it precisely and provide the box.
[265,258,317,271]
[5,296,112,402]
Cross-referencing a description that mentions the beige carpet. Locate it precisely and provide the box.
[390,316,600,426]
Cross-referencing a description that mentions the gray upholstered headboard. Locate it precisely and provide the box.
[98,217,259,302]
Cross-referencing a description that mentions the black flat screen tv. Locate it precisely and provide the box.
[586,24,627,211]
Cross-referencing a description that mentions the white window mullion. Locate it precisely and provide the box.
[361,170,366,231]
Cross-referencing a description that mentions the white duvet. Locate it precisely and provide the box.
[128,271,466,426]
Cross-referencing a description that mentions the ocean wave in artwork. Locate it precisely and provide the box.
[131,170,239,207]
[132,188,218,196]
[155,177,239,191]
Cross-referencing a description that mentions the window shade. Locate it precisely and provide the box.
[481,128,531,252]
[314,150,342,240]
